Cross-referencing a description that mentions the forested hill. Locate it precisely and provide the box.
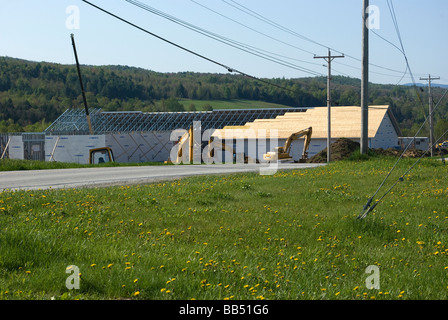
[1,56,447,137]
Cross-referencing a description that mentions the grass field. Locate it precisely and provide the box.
[0,158,168,171]
[0,156,447,300]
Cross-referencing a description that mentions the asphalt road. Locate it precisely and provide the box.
[0,162,326,191]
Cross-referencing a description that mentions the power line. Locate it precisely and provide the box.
[358,0,446,219]
[386,0,413,85]
[384,0,427,121]
[370,29,408,84]
[220,0,417,80]
[358,125,448,220]
[358,87,448,219]
[192,0,317,56]
[222,0,330,53]
[191,0,318,59]
[80,0,303,96]
[191,0,425,82]
[124,0,323,77]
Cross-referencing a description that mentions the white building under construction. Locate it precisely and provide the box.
[212,105,402,162]
[1,105,402,164]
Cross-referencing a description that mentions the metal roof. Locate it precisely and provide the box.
[44,107,305,134]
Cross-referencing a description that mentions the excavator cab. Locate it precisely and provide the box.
[89,147,115,164]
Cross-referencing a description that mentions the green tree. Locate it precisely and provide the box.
[160,98,184,112]
[202,104,213,111]
[185,104,197,111]
[435,119,448,142]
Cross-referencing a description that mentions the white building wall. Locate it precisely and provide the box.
[398,137,429,151]
[289,139,332,160]
[40,132,176,164]
[45,135,106,164]
[106,132,174,163]
[8,136,24,160]
[44,132,176,164]
[371,114,400,149]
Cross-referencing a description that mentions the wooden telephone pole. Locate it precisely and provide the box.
[314,49,344,163]
[420,74,440,156]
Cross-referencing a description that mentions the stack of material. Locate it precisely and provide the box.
[212,105,398,140]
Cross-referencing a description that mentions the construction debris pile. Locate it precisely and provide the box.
[308,138,429,163]
[372,147,428,158]
[308,138,359,163]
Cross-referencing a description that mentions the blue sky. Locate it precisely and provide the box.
[1,0,447,85]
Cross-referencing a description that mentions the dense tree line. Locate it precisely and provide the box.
[0,56,447,139]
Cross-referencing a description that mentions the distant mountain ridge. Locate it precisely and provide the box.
[404,83,448,89]
[0,56,447,138]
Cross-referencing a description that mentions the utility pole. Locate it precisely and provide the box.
[420,74,440,157]
[71,33,94,135]
[314,49,344,163]
[360,0,369,155]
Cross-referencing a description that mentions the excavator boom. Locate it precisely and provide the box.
[263,127,312,163]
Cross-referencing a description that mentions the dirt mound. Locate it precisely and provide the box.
[373,148,428,158]
[308,138,428,163]
[308,138,360,163]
